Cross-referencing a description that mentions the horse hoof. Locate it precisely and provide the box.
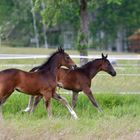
[22,107,31,113]
[98,107,103,113]
[72,113,78,120]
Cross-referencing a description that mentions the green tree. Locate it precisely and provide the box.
[0,0,36,46]
[89,0,140,50]
[35,0,123,64]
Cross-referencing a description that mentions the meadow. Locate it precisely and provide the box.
[1,93,140,140]
[0,46,140,140]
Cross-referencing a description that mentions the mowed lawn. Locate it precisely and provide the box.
[0,46,140,139]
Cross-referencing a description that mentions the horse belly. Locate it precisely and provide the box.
[59,79,81,92]
[16,76,56,96]
[16,77,41,95]
[15,85,40,96]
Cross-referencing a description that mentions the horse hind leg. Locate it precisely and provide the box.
[0,90,13,105]
[53,93,78,119]
[0,91,13,120]
[45,99,52,118]
[42,91,53,118]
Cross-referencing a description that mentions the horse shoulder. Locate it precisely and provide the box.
[75,69,91,87]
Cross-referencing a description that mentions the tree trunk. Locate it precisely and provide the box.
[79,0,89,65]
[116,27,124,52]
[41,2,48,48]
[30,0,39,48]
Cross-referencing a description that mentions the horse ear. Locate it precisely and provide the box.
[101,53,104,59]
[105,54,108,59]
[58,46,64,53]
[102,53,108,59]
[58,47,60,51]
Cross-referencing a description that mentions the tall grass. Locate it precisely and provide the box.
[0,47,140,139]
[1,93,140,140]
[3,92,140,119]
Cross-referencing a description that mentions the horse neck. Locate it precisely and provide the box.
[83,59,102,79]
[42,56,61,77]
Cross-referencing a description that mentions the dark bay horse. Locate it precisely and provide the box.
[0,48,78,119]
[24,53,116,113]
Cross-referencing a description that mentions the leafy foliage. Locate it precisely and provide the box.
[1,0,140,49]
[0,0,34,46]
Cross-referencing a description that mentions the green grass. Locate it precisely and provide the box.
[0,46,61,54]
[3,93,140,119]
[0,46,140,139]
[1,45,137,55]
[0,47,140,94]
[1,93,140,140]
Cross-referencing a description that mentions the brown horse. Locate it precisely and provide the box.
[0,48,78,119]
[24,53,116,113]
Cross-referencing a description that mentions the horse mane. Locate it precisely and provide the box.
[38,49,64,71]
[80,58,101,69]
[81,61,93,69]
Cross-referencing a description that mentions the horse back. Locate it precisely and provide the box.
[0,68,20,81]
[57,68,91,91]
[0,68,56,95]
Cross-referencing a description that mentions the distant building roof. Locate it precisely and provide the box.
[128,29,140,40]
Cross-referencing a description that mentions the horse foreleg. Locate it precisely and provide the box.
[53,93,78,119]
[83,88,103,112]
[45,99,52,118]
[30,96,42,113]
[23,95,34,112]
[43,92,52,118]
[72,91,79,109]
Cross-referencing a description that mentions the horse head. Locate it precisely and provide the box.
[100,53,116,76]
[57,47,76,69]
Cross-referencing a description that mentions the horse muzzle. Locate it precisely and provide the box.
[110,71,116,76]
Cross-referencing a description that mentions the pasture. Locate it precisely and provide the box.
[1,93,140,140]
[0,46,140,140]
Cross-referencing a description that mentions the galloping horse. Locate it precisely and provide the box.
[24,53,116,113]
[0,48,78,119]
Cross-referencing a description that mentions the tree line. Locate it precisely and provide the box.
[0,0,140,62]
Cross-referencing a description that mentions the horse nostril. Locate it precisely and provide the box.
[112,71,116,76]
[109,71,116,76]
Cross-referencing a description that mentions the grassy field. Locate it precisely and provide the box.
[0,46,140,94]
[0,93,140,140]
[0,46,140,139]
[1,46,137,55]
